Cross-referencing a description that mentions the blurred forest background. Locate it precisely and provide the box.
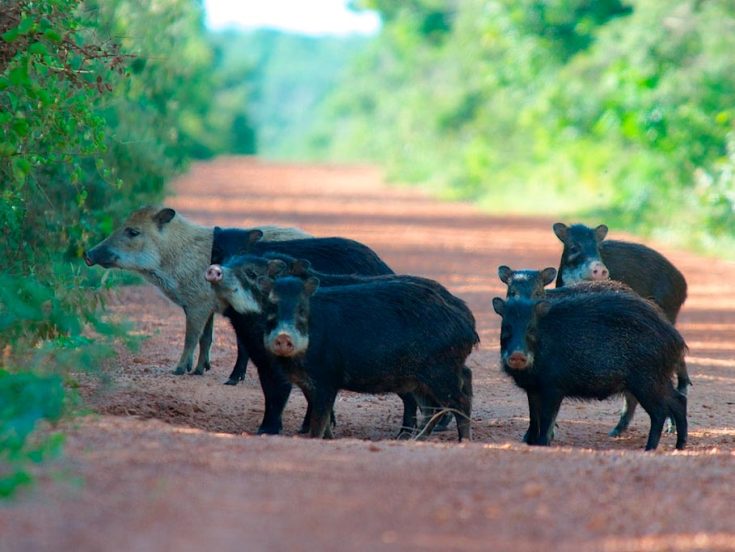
[2,0,734,496]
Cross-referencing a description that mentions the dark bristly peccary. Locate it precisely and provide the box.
[205,236,394,436]
[258,275,477,441]
[499,264,643,441]
[212,227,394,278]
[552,223,691,436]
[208,254,473,437]
[552,223,688,321]
[285,257,474,434]
[211,229,394,386]
[492,293,688,451]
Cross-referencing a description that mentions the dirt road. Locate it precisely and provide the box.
[3,158,734,551]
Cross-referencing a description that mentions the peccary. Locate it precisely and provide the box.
[212,227,394,274]
[552,223,688,322]
[83,206,310,376]
[552,223,691,435]
[213,254,472,434]
[259,275,477,440]
[492,293,688,450]
[285,257,472,433]
[499,265,650,439]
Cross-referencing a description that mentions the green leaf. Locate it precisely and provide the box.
[28,42,48,56]
[12,157,31,180]
[8,64,30,87]
[12,119,29,137]
[17,17,35,35]
[2,28,19,43]
[43,29,62,43]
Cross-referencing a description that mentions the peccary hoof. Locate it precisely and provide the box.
[395,429,415,440]
[173,366,188,375]
[257,424,282,435]
[609,422,629,437]
[223,378,239,386]
[192,366,206,376]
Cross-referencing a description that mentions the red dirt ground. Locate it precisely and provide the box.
[3,158,734,551]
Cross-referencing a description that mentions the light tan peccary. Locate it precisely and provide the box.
[84,206,311,375]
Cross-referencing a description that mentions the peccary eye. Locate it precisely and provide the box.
[245,269,257,279]
[125,227,140,238]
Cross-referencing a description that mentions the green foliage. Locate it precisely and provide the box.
[0,0,221,498]
[0,370,65,498]
[313,0,735,253]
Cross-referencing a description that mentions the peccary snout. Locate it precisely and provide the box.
[589,261,609,280]
[272,333,295,356]
[83,251,95,267]
[508,351,528,370]
[206,264,223,282]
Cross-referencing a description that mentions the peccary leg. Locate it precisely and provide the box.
[434,367,473,432]
[535,393,563,446]
[308,387,338,439]
[610,392,638,437]
[662,359,692,434]
[524,391,542,444]
[419,369,472,442]
[451,391,472,442]
[193,313,214,375]
[413,394,451,434]
[225,334,249,385]
[668,388,688,450]
[174,309,211,375]
[255,365,292,435]
[677,358,692,395]
[300,402,336,435]
[633,392,668,451]
[396,393,419,439]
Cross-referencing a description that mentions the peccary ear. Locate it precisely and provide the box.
[266,259,287,277]
[552,222,568,242]
[498,265,513,284]
[540,267,557,286]
[247,229,264,244]
[594,224,609,242]
[303,277,320,297]
[535,300,552,318]
[491,297,505,316]
[153,208,176,229]
[290,258,311,276]
[256,276,274,295]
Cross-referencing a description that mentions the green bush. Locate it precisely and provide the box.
[0,370,65,498]
[0,0,224,498]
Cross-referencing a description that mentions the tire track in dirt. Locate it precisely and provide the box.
[4,158,735,551]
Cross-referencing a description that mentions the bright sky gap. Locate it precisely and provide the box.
[203,0,381,35]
